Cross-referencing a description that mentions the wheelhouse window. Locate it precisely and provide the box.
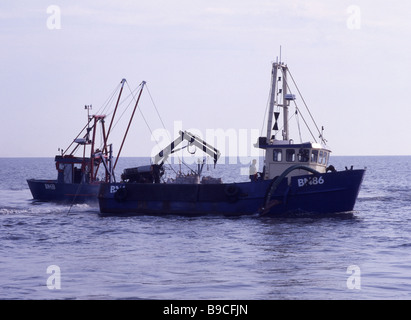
[324,151,329,166]
[273,149,282,162]
[286,149,295,162]
[318,151,325,164]
[297,149,309,162]
[73,163,83,183]
[311,150,318,163]
[318,151,329,165]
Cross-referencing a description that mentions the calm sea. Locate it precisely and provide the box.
[1,156,411,300]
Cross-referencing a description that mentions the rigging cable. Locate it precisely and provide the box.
[291,99,317,143]
[273,108,298,141]
[95,81,123,117]
[126,82,177,174]
[144,83,179,174]
[295,109,303,143]
[284,76,318,143]
[287,67,325,144]
[146,84,171,141]
[109,84,138,135]
[63,81,123,157]
[126,81,156,143]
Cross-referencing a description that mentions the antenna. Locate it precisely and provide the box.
[84,104,92,142]
[84,104,92,120]
[279,45,282,63]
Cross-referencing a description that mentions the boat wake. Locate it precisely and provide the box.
[0,201,96,216]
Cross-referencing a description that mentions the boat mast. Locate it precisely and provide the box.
[266,62,278,141]
[281,63,289,141]
[90,115,105,182]
[107,78,126,139]
[265,60,291,142]
[113,81,146,171]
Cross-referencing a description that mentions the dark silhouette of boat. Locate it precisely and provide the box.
[97,60,365,216]
[27,79,145,204]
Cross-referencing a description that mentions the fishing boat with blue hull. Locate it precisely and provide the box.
[27,113,117,203]
[27,155,101,203]
[98,60,365,216]
[27,79,141,204]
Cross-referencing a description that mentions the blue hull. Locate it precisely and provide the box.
[27,179,100,203]
[98,169,365,216]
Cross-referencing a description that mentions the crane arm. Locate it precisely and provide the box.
[153,130,221,166]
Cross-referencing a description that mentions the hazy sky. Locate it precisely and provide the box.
[1,0,411,158]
